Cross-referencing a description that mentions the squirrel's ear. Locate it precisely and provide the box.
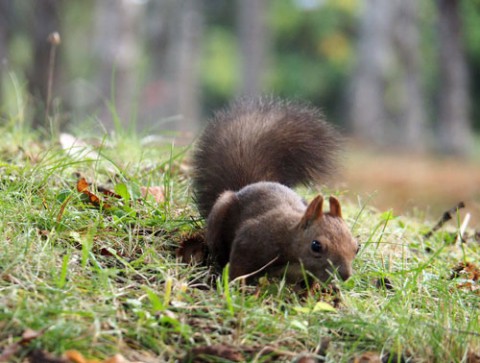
[300,195,324,229]
[329,196,342,218]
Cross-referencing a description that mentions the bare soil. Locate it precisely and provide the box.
[339,147,480,223]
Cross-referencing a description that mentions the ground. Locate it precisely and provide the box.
[0,131,479,363]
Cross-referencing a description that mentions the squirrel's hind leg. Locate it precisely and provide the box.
[206,191,239,268]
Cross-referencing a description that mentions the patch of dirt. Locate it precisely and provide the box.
[341,147,480,220]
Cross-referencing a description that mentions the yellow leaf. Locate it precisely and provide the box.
[313,301,336,312]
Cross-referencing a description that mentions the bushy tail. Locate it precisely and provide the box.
[192,96,342,218]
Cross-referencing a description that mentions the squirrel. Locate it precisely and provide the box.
[191,96,359,285]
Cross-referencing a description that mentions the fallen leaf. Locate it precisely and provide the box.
[450,262,480,281]
[300,283,342,308]
[38,229,50,238]
[184,345,244,362]
[140,186,165,203]
[294,301,336,314]
[313,301,336,313]
[64,350,138,363]
[0,328,46,362]
[352,352,382,363]
[22,329,43,340]
[98,185,121,199]
[76,178,110,209]
[65,350,91,363]
[456,282,480,294]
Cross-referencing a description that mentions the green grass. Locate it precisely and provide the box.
[0,122,479,363]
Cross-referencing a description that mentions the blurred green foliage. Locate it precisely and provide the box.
[202,0,358,124]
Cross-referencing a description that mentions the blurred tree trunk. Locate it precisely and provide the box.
[145,0,203,137]
[143,0,175,129]
[237,0,268,97]
[391,0,427,150]
[28,0,61,129]
[437,0,471,155]
[350,0,392,143]
[93,0,143,130]
[350,0,426,151]
[174,0,204,135]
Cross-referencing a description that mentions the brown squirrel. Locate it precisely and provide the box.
[192,97,358,284]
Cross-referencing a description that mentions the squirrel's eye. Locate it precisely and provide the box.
[311,240,322,253]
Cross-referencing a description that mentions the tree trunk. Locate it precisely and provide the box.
[391,0,427,150]
[351,0,427,151]
[237,0,268,97]
[437,0,471,155]
[93,0,143,130]
[350,0,393,143]
[144,0,203,137]
[174,0,204,135]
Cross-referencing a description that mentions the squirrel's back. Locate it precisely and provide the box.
[192,97,342,217]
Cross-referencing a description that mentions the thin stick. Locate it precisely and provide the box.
[456,212,470,244]
[231,256,279,283]
[45,32,61,125]
[424,201,465,239]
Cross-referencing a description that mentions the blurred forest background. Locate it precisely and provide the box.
[0,0,479,216]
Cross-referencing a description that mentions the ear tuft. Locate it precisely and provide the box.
[328,196,342,218]
[299,195,324,229]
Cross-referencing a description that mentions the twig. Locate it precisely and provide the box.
[456,212,471,244]
[231,256,279,283]
[45,32,61,125]
[424,201,465,239]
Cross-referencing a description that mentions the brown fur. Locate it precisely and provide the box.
[192,97,358,284]
[193,96,341,218]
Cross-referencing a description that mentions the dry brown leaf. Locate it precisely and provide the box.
[450,262,480,281]
[64,351,136,363]
[140,186,165,203]
[65,350,91,363]
[0,328,46,362]
[351,352,409,363]
[456,282,480,294]
[352,352,382,363]
[184,345,245,362]
[76,178,110,209]
[97,186,121,199]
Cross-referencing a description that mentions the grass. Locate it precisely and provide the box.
[0,119,479,363]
